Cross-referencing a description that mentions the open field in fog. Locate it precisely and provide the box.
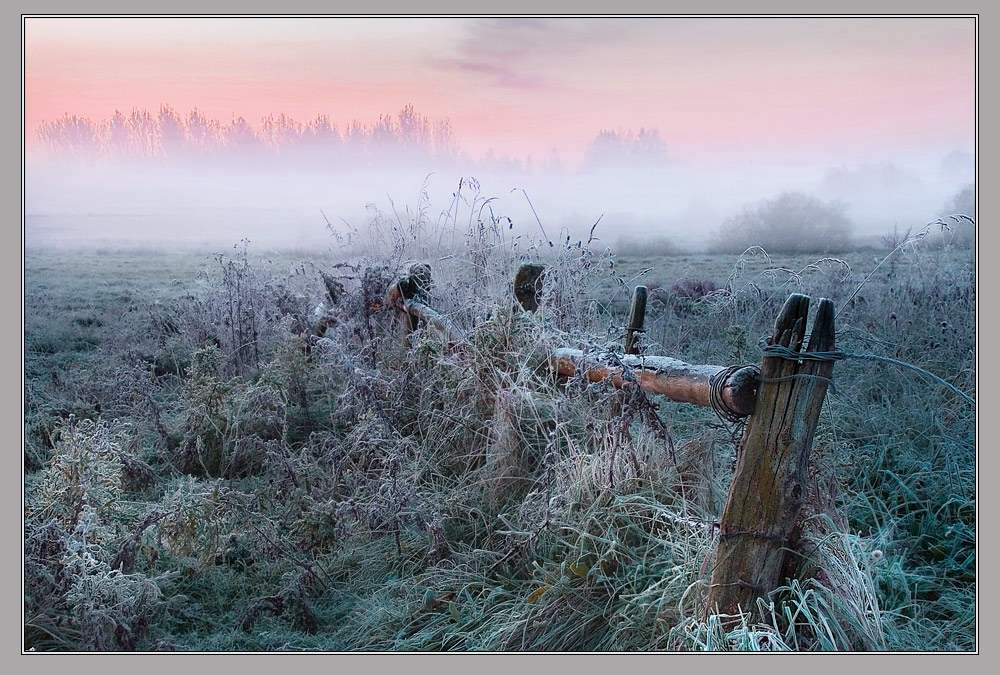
[23,218,975,651]
[22,14,978,652]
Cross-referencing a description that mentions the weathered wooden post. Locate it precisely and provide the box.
[624,285,648,355]
[514,263,545,312]
[707,293,836,618]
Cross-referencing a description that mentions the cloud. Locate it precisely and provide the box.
[429,17,650,92]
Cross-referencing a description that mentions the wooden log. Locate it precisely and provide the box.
[514,263,545,311]
[401,297,463,345]
[707,294,836,619]
[385,263,461,343]
[550,348,758,418]
[624,285,648,355]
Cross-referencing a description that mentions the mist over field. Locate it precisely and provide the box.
[24,16,975,254]
[24,146,974,252]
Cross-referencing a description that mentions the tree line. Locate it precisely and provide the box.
[35,104,460,168]
[34,103,671,172]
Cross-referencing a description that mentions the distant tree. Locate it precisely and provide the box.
[396,104,430,152]
[582,128,668,170]
[157,105,186,160]
[128,109,159,158]
[34,104,457,169]
[367,113,397,164]
[432,119,458,163]
[259,113,304,157]
[186,109,221,158]
[222,116,263,161]
[342,120,369,166]
[104,111,131,159]
[301,114,341,163]
[37,114,100,159]
[710,191,854,254]
[479,149,528,173]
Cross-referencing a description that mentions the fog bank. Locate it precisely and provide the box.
[24,152,974,254]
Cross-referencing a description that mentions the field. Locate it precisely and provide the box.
[22,217,976,651]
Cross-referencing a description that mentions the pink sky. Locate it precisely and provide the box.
[23,16,976,168]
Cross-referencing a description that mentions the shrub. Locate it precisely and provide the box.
[175,345,285,477]
[940,183,975,218]
[24,419,166,650]
[933,184,975,249]
[710,191,853,254]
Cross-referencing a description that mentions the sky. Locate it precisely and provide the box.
[22,16,977,249]
[24,16,975,167]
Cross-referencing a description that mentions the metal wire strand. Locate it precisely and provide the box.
[757,342,973,406]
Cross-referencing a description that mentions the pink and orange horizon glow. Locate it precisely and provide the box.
[24,16,976,169]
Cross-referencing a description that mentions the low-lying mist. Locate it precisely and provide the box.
[24,151,974,255]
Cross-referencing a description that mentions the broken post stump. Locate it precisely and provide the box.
[400,263,432,331]
[707,293,837,618]
[312,271,345,338]
[550,348,758,418]
[514,263,545,312]
[625,285,648,355]
[386,263,463,345]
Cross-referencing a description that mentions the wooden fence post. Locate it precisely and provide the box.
[625,285,648,355]
[514,263,545,312]
[707,293,836,618]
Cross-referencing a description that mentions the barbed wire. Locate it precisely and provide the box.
[758,343,974,406]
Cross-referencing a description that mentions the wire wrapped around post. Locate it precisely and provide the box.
[709,364,761,424]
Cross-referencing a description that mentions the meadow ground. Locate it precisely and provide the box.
[22,225,975,651]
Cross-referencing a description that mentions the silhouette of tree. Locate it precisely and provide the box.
[186,109,221,159]
[260,113,304,158]
[157,105,185,161]
[37,114,100,159]
[432,119,458,163]
[105,111,130,159]
[301,114,341,164]
[128,108,159,158]
[33,103,459,169]
[582,128,668,170]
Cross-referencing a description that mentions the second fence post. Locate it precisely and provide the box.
[625,285,648,355]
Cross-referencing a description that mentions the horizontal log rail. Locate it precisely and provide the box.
[385,263,758,417]
[397,296,463,345]
[550,348,758,418]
